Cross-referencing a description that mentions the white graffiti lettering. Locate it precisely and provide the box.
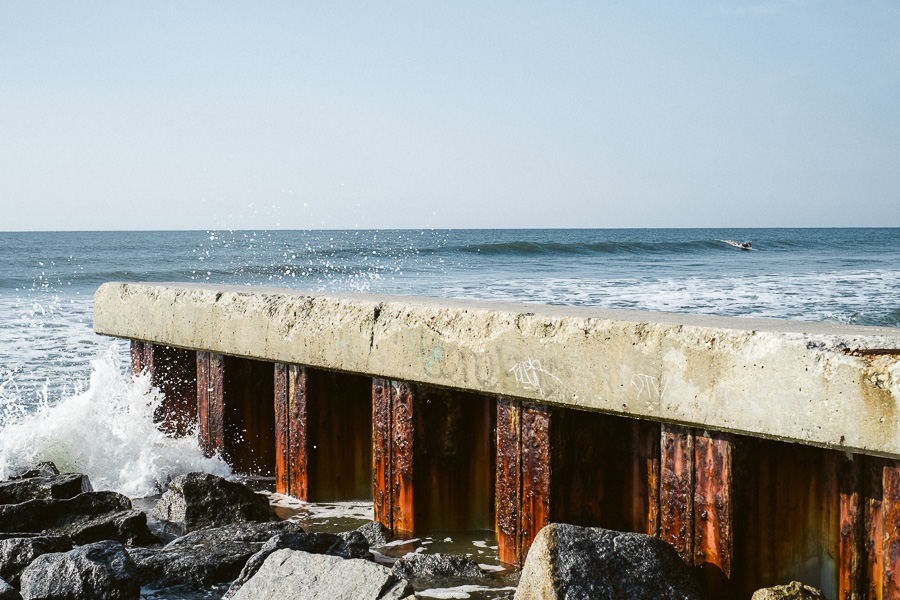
[508,359,561,396]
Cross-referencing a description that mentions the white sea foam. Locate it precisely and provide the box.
[417,585,517,599]
[440,268,900,324]
[0,344,229,497]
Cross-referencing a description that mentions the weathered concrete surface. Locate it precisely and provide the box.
[94,282,900,458]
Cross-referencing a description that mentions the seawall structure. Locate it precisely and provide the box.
[94,282,900,599]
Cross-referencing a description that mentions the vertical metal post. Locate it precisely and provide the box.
[373,378,393,531]
[694,430,734,578]
[496,398,522,565]
[197,351,225,458]
[661,423,695,563]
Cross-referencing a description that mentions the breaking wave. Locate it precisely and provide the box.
[0,345,229,497]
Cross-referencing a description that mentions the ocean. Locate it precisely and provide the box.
[2,228,899,486]
[1,227,897,597]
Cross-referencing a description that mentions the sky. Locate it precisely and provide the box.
[1,1,898,231]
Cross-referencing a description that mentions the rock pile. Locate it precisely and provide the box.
[8,464,779,599]
[0,466,428,599]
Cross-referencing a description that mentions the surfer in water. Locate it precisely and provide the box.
[717,239,754,250]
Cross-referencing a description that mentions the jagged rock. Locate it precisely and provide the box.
[355,521,392,546]
[0,578,21,600]
[0,490,127,532]
[336,530,372,558]
[229,549,415,600]
[0,473,92,504]
[131,521,302,592]
[10,462,59,480]
[19,540,139,600]
[224,531,371,598]
[0,535,72,587]
[752,581,827,599]
[392,552,486,588]
[69,509,156,546]
[150,473,277,533]
[0,492,154,546]
[514,523,708,600]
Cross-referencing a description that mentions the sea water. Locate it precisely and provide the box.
[1,228,898,597]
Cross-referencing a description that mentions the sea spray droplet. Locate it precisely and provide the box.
[0,345,230,496]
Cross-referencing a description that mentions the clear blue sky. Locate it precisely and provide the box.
[1,1,898,230]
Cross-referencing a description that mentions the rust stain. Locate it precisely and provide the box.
[838,454,863,600]
[130,340,143,377]
[208,353,225,453]
[867,457,885,600]
[288,365,308,500]
[520,403,551,561]
[883,461,900,599]
[196,352,211,457]
[632,420,661,536]
[496,398,522,565]
[661,423,694,563]
[392,381,415,534]
[274,364,289,495]
[372,378,393,531]
[843,349,900,357]
[694,431,733,578]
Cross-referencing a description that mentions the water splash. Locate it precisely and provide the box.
[0,345,229,497]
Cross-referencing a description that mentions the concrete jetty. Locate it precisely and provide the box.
[94,282,900,599]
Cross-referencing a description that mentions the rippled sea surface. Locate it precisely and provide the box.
[0,228,897,598]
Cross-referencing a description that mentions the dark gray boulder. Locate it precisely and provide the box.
[0,578,21,600]
[355,521,392,546]
[131,521,302,593]
[150,473,277,534]
[0,473,92,504]
[751,581,827,599]
[392,552,486,589]
[336,530,372,558]
[69,509,155,547]
[514,523,708,600]
[229,549,415,600]
[19,540,139,600]
[224,531,371,598]
[0,492,154,546]
[0,535,72,587]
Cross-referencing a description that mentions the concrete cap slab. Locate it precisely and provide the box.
[94,282,900,458]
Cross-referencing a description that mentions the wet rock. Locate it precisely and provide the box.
[0,492,154,546]
[69,509,156,547]
[0,473,92,504]
[224,531,372,598]
[0,535,72,587]
[132,521,302,592]
[150,473,277,534]
[10,462,59,480]
[515,523,708,600]
[229,549,415,600]
[355,521,392,546]
[392,552,486,588]
[0,578,21,600]
[751,581,827,599]
[19,540,139,600]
